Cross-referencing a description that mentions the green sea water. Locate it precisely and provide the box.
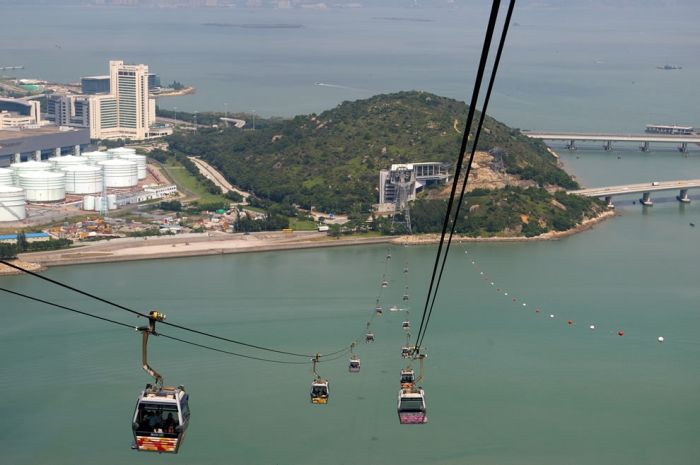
[2,148,700,464]
[1,2,700,463]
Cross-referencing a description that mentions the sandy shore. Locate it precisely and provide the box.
[0,259,46,276]
[16,231,394,268]
[9,210,616,271]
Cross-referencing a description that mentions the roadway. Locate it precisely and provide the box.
[524,131,700,144]
[569,179,700,197]
[188,156,250,200]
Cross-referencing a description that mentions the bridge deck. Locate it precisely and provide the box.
[569,179,700,197]
[524,131,700,143]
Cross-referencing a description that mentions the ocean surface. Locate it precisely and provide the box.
[1,2,700,465]
[1,3,699,130]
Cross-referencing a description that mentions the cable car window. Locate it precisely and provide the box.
[399,398,424,412]
[136,403,180,433]
[180,395,191,422]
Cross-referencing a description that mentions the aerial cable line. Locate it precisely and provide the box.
[0,259,345,359]
[416,0,517,350]
[413,0,516,352]
[412,0,501,350]
[0,287,137,331]
[0,287,319,365]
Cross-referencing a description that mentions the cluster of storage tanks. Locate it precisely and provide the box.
[0,148,148,222]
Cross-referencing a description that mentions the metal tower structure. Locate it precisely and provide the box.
[390,167,414,234]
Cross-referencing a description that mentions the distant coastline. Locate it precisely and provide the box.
[373,17,434,23]
[3,210,616,273]
[202,22,304,29]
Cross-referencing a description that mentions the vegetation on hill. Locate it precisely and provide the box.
[165,91,604,237]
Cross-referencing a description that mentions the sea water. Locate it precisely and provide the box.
[1,2,700,464]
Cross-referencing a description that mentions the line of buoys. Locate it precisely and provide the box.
[466,249,667,345]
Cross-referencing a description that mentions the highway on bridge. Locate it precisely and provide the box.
[569,179,700,197]
[524,131,700,144]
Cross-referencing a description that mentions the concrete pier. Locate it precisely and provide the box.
[604,195,615,208]
[677,189,691,203]
[34,150,41,161]
[640,141,650,152]
[640,192,653,206]
[603,141,613,151]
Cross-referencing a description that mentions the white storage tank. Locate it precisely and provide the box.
[18,171,66,202]
[107,194,117,210]
[49,155,88,171]
[114,153,147,179]
[83,150,112,165]
[99,159,138,187]
[94,196,106,212]
[63,165,103,194]
[10,160,51,185]
[0,185,26,222]
[0,167,14,186]
[108,147,137,157]
[83,195,95,211]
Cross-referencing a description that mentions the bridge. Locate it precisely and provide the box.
[523,131,700,152]
[568,179,700,207]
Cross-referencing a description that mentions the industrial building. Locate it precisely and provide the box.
[0,97,42,129]
[378,162,450,205]
[0,147,178,223]
[0,126,90,167]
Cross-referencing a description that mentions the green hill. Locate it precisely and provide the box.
[166,91,605,237]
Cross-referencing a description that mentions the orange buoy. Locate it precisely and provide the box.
[617,330,624,336]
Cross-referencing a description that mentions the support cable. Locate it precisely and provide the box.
[416,0,517,350]
[412,0,503,352]
[0,260,345,359]
[0,287,316,365]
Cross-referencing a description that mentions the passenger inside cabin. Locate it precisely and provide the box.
[163,413,177,433]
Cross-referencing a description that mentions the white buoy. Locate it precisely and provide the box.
[522,303,527,307]
[480,272,484,275]
[490,282,494,286]
[549,314,555,319]
[589,325,596,330]
[504,292,508,296]
[657,336,665,343]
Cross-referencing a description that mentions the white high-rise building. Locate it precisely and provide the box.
[108,60,150,140]
[45,60,167,141]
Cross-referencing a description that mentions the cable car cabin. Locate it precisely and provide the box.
[402,294,409,301]
[365,332,375,343]
[397,387,427,424]
[402,320,410,330]
[375,305,383,315]
[132,385,190,453]
[401,346,413,358]
[348,358,361,373]
[310,379,330,404]
[400,369,415,388]
[381,280,388,288]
